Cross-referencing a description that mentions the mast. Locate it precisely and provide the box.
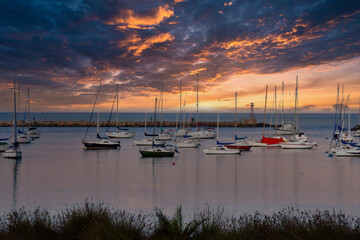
[330,83,340,149]
[83,84,101,142]
[116,84,119,129]
[234,91,237,132]
[18,80,20,123]
[294,76,299,132]
[144,113,147,133]
[179,79,182,129]
[27,87,30,129]
[152,98,158,147]
[348,100,351,135]
[175,112,178,130]
[263,85,268,137]
[358,97,360,125]
[274,86,278,129]
[97,112,100,136]
[281,81,284,125]
[182,93,186,129]
[216,111,220,141]
[13,80,17,146]
[196,73,199,132]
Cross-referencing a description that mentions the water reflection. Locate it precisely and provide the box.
[12,159,21,209]
[1,127,360,215]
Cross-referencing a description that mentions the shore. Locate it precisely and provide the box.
[0,121,269,128]
[1,202,359,239]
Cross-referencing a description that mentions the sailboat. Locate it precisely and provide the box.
[354,98,360,137]
[175,81,199,148]
[204,112,240,155]
[250,85,285,147]
[25,88,41,138]
[139,98,178,157]
[134,113,166,146]
[275,82,296,135]
[3,80,22,158]
[106,84,135,138]
[82,85,120,150]
[155,89,173,141]
[216,92,252,151]
[13,84,32,144]
[328,86,360,157]
[185,73,216,139]
[280,77,316,149]
[175,79,190,137]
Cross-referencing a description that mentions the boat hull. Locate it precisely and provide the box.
[204,147,240,155]
[187,131,216,139]
[139,149,175,157]
[26,130,41,138]
[280,142,316,149]
[176,141,200,148]
[2,148,22,158]
[204,150,240,155]
[83,142,120,150]
[175,129,189,137]
[15,135,32,144]
[106,131,135,138]
[134,139,166,146]
[223,144,251,151]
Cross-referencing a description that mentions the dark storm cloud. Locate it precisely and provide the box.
[0,0,359,110]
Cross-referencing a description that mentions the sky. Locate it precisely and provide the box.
[0,0,360,113]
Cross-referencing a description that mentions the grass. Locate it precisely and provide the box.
[0,203,359,240]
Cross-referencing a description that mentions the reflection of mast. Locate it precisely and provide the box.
[12,159,22,209]
[196,73,199,132]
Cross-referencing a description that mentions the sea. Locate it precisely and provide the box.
[1,112,360,216]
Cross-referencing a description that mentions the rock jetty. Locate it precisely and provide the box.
[0,121,269,128]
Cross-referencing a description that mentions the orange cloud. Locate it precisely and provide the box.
[106,4,174,29]
[189,68,206,75]
[117,32,175,56]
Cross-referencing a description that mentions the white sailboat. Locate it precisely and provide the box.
[280,140,316,149]
[216,92,252,150]
[134,113,166,146]
[139,97,178,157]
[281,77,315,149]
[204,146,240,155]
[203,112,240,155]
[106,84,135,138]
[175,81,199,148]
[82,85,120,150]
[335,145,360,157]
[354,98,360,137]
[175,140,200,148]
[13,84,32,144]
[83,112,120,150]
[185,73,216,139]
[155,89,173,141]
[175,79,190,137]
[276,81,296,135]
[3,81,22,158]
[25,88,41,138]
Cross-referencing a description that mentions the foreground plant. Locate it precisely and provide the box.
[0,204,360,240]
[152,206,205,240]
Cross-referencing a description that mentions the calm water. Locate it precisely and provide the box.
[1,114,360,216]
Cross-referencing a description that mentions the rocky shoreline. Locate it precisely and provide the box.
[0,120,269,128]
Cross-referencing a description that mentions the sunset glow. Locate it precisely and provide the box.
[0,0,360,113]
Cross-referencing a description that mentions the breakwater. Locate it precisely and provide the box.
[0,121,269,128]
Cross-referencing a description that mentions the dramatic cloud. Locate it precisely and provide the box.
[0,0,359,111]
